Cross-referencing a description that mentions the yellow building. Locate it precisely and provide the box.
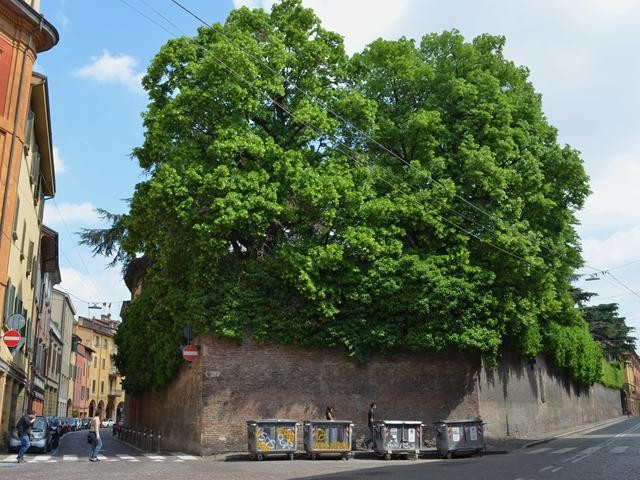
[0,0,58,443]
[73,315,124,420]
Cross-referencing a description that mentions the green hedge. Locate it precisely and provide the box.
[600,360,624,389]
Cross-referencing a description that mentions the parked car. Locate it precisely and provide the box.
[7,416,52,453]
[100,418,114,428]
[81,418,91,430]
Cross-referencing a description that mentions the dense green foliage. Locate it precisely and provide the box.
[600,360,624,389]
[88,1,600,391]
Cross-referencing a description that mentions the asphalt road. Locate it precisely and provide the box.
[1,418,639,479]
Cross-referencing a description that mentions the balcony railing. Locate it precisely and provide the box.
[108,388,124,397]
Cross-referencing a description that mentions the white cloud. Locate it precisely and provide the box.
[581,226,640,272]
[57,265,130,321]
[232,0,413,53]
[73,50,144,93]
[43,201,101,228]
[52,145,68,174]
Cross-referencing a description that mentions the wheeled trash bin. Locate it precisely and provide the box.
[433,419,486,458]
[247,419,300,460]
[303,420,353,460]
[373,420,423,460]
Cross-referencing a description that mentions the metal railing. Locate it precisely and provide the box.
[114,425,162,453]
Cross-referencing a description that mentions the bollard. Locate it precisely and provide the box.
[157,433,162,453]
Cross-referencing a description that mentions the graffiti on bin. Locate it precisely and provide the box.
[383,426,420,449]
[311,425,350,450]
[256,426,296,451]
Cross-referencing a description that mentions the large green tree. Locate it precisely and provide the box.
[86,0,599,391]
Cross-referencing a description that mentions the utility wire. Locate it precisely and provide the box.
[123,0,541,268]
[168,0,511,233]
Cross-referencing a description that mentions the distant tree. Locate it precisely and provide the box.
[572,287,636,360]
[82,0,599,391]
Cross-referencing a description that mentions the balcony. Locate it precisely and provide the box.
[109,365,119,377]
[108,388,123,397]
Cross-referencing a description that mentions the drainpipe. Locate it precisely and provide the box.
[0,17,43,252]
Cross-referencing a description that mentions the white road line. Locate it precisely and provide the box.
[63,455,78,461]
[96,454,115,462]
[581,447,601,454]
[551,466,563,473]
[1,455,16,462]
[571,454,589,463]
[145,455,166,461]
[525,447,552,454]
[116,454,140,462]
[551,447,576,454]
[611,446,629,454]
[176,455,198,460]
[563,453,584,462]
[30,455,51,462]
[539,465,555,471]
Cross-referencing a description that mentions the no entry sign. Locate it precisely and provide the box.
[182,344,199,362]
[3,329,21,348]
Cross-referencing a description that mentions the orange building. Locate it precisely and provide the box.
[0,0,57,441]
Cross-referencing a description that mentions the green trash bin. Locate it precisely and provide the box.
[247,419,300,460]
[433,419,486,459]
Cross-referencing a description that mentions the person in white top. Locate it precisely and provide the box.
[88,407,103,461]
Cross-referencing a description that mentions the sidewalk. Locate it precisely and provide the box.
[486,415,629,452]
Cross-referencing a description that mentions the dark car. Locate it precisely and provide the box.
[7,416,52,453]
[81,418,91,429]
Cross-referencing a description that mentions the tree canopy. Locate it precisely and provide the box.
[84,0,601,392]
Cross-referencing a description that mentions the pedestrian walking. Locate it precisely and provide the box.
[88,407,103,461]
[325,406,334,420]
[16,410,36,463]
[365,402,376,449]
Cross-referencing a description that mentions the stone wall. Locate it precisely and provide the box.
[478,352,622,440]
[125,337,623,455]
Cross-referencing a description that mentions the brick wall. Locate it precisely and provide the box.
[198,337,480,454]
[125,337,622,455]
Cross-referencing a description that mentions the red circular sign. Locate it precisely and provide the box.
[3,329,21,348]
[182,345,199,362]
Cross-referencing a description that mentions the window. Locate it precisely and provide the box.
[100,381,104,394]
[81,386,84,400]
[11,198,19,240]
[102,358,105,369]
[92,380,96,393]
[26,241,34,275]
[93,356,97,368]
[19,222,26,260]
[103,338,107,348]
[94,335,99,347]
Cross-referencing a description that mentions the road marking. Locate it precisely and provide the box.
[1,455,17,462]
[539,465,555,471]
[525,447,552,454]
[116,454,139,462]
[145,455,166,461]
[581,446,601,454]
[611,446,628,453]
[96,454,115,462]
[177,455,198,460]
[551,466,563,473]
[551,447,576,454]
[571,454,589,463]
[30,455,51,462]
[63,455,78,461]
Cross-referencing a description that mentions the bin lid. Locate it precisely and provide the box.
[303,420,354,424]
[246,419,300,424]
[374,420,423,425]
[435,419,483,424]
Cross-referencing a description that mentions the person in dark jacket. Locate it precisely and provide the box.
[16,410,36,463]
[365,402,376,449]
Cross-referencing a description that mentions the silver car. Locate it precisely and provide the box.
[7,416,52,453]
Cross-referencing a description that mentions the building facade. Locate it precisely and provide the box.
[73,315,124,420]
[52,288,74,416]
[622,353,640,415]
[0,0,58,440]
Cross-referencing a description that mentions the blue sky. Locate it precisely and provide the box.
[37,1,640,342]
